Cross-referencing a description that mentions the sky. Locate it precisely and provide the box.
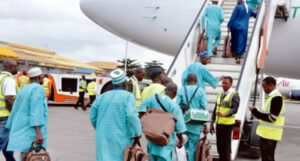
[0,0,173,69]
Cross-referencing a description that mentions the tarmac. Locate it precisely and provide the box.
[1,102,299,161]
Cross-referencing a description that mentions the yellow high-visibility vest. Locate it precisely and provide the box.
[18,75,29,89]
[87,81,96,96]
[43,77,51,95]
[256,92,285,141]
[0,73,16,117]
[129,77,141,107]
[141,83,165,102]
[79,80,87,92]
[216,91,237,125]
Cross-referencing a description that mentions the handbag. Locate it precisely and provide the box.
[223,33,232,58]
[21,142,51,161]
[141,94,177,146]
[123,139,150,161]
[179,87,199,114]
[195,136,213,161]
[196,33,207,54]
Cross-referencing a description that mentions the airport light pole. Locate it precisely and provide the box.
[125,41,128,73]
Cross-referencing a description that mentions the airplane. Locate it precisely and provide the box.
[277,77,300,100]
[79,0,299,159]
[79,0,300,79]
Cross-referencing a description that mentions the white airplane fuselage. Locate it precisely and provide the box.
[80,0,300,79]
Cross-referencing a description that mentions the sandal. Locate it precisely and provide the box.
[213,48,218,55]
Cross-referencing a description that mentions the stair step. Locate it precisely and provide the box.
[221,22,255,28]
[223,1,239,5]
[205,81,238,89]
[207,94,219,104]
[206,64,242,72]
[223,18,256,23]
[216,44,250,52]
[210,57,244,65]
[210,71,240,80]
[218,37,251,46]
[206,86,223,95]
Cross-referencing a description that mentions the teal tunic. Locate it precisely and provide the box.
[176,85,207,161]
[246,0,261,9]
[90,89,142,161]
[182,62,219,89]
[201,4,225,56]
[139,94,186,161]
[176,85,207,135]
[6,83,48,152]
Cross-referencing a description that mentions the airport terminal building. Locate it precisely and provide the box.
[0,40,104,75]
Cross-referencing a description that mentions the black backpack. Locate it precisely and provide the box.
[179,87,199,114]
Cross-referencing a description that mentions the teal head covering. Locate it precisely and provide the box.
[110,69,127,85]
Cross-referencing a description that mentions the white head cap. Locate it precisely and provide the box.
[28,67,43,78]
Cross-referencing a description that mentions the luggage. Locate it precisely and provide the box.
[179,87,199,114]
[123,139,150,161]
[223,33,231,58]
[184,109,210,125]
[21,142,51,161]
[196,32,207,54]
[141,94,177,146]
[194,137,213,161]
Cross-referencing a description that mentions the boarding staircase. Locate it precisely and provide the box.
[205,0,256,157]
[167,0,278,159]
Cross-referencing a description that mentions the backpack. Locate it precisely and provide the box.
[21,142,51,161]
[123,139,150,161]
[179,87,199,114]
[194,136,213,161]
[141,94,177,146]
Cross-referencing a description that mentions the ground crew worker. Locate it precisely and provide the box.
[141,67,166,102]
[139,82,186,161]
[201,0,225,57]
[85,78,96,108]
[75,75,87,111]
[176,74,207,161]
[43,74,51,100]
[6,67,48,157]
[182,51,223,89]
[249,76,285,161]
[89,69,141,161]
[0,60,18,161]
[209,76,240,161]
[17,71,29,89]
[127,67,145,109]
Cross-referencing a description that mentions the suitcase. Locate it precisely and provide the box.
[184,109,210,125]
[223,34,232,58]
[141,95,177,146]
[196,33,207,54]
[195,137,213,161]
[123,140,150,161]
[21,142,51,161]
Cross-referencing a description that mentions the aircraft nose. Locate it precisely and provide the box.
[79,0,94,18]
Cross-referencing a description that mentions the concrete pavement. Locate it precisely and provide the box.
[1,102,299,161]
